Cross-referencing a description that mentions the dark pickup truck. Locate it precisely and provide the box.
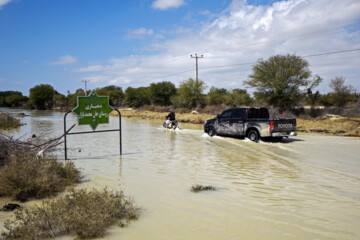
[204,107,297,142]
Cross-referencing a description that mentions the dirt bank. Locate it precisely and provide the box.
[113,108,360,137]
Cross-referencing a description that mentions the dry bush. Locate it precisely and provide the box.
[0,113,20,130]
[151,106,171,112]
[268,108,296,119]
[137,105,171,113]
[0,152,82,201]
[177,108,191,114]
[195,105,225,115]
[1,188,141,240]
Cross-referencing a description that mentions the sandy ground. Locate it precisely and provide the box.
[113,109,360,137]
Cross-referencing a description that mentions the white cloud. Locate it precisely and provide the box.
[0,0,12,10]
[152,0,185,10]
[78,0,360,92]
[126,28,154,39]
[48,55,77,66]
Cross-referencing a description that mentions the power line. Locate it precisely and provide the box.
[302,48,360,58]
[200,48,360,71]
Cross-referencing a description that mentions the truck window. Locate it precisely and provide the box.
[220,110,232,118]
[233,109,245,119]
[247,108,269,119]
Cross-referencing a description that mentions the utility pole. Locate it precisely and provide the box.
[190,53,203,82]
[82,80,89,96]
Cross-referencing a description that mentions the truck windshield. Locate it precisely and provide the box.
[220,110,232,118]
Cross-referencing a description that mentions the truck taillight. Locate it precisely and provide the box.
[270,121,274,131]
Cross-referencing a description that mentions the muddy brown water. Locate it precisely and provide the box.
[1,109,360,240]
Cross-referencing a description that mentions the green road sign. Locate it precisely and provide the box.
[72,91,113,130]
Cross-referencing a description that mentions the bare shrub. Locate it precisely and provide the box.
[0,132,66,166]
[1,188,141,240]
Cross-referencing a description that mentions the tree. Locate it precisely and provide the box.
[54,92,68,108]
[244,54,322,111]
[177,78,207,108]
[328,76,356,107]
[124,87,150,107]
[149,81,176,106]
[225,89,253,107]
[29,84,55,110]
[0,91,28,107]
[95,85,124,106]
[66,88,85,107]
[207,87,227,106]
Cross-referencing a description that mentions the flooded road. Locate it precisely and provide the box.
[1,109,360,240]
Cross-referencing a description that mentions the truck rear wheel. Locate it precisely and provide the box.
[247,130,259,142]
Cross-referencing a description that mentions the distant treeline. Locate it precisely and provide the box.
[1,54,358,111]
[0,79,254,110]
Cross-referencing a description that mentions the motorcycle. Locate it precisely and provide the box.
[163,117,179,130]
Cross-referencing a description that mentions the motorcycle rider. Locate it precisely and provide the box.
[165,109,176,127]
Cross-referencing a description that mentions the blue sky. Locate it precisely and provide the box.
[1,0,360,96]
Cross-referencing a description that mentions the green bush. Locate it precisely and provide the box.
[0,152,82,201]
[1,188,141,239]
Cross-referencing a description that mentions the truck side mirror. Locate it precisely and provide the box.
[217,114,220,118]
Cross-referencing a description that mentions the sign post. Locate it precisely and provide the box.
[63,91,122,160]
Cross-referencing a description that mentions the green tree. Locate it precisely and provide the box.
[29,84,55,110]
[244,54,322,111]
[95,85,124,106]
[328,76,356,107]
[124,87,150,107]
[149,81,176,106]
[177,78,207,108]
[207,87,227,106]
[66,88,85,107]
[225,89,253,107]
[0,91,28,107]
[318,93,333,107]
[54,92,68,108]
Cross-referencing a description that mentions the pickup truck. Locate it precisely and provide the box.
[204,107,297,142]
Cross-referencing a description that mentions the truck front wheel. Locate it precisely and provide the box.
[208,127,216,137]
[247,130,259,142]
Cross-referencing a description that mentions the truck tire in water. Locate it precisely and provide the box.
[247,130,259,142]
[208,127,216,137]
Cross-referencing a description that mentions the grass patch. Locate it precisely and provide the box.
[0,152,82,202]
[191,184,216,193]
[1,188,141,239]
[0,113,20,130]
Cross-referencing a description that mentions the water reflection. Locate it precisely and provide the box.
[1,109,360,240]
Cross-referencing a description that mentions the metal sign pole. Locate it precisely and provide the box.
[63,91,123,159]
